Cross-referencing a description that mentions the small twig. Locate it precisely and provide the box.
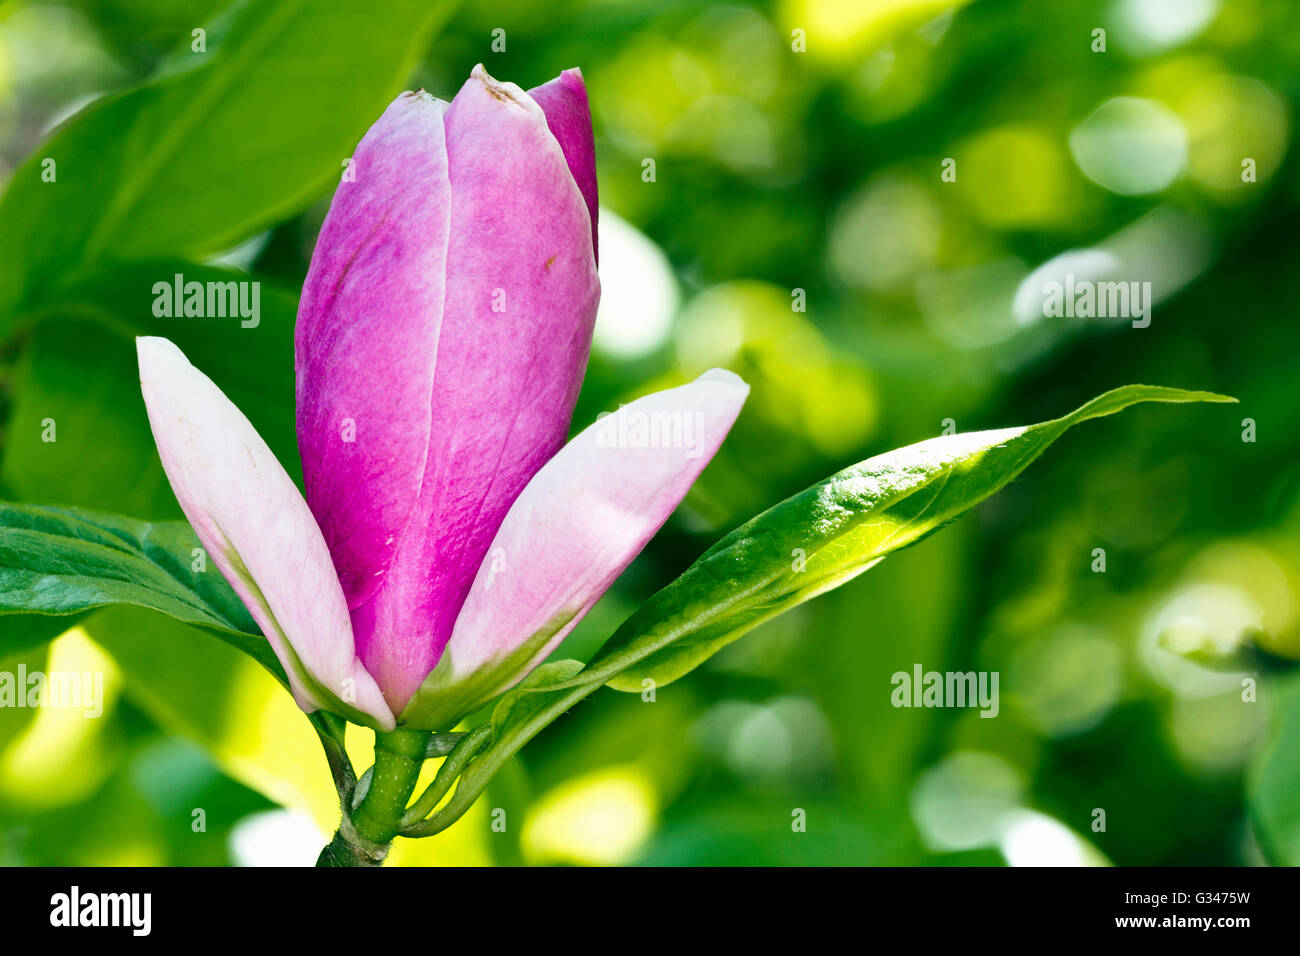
[309,712,357,810]
[399,724,493,832]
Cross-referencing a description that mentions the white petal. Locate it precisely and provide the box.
[403,369,748,727]
[137,337,393,730]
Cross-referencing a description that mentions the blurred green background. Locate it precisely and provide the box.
[0,0,1297,866]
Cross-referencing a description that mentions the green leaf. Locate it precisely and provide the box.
[0,612,88,660]
[0,263,297,672]
[69,0,224,74]
[402,385,1234,837]
[4,319,180,518]
[3,263,300,516]
[590,385,1235,692]
[488,659,586,733]
[0,502,281,682]
[0,0,458,322]
[1249,673,1300,865]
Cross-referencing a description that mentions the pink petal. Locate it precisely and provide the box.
[402,369,748,728]
[529,68,598,260]
[295,91,450,611]
[138,337,394,731]
[350,65,600,711]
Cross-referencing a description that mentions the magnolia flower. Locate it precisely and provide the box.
[137,66,748,733]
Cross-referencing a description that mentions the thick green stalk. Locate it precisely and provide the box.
[316,728,430,867]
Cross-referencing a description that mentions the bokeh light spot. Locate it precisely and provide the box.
[522,766,657,866]
[1070,97,1187,195]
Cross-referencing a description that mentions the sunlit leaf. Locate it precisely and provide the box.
[593,385,1235,691]
[0,0,457,323]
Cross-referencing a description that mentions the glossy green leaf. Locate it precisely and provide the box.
[589,385,1235,692]
[0,0,457,322]
[401,385,1234,837]
[0,502,280,681]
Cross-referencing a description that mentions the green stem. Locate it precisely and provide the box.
[400,724,492,831]
[310,712,356,808]
[426,731,467,758]
[316,727,430,867]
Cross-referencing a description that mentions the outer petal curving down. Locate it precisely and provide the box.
[139,336,393,731]
[401,369,748,729]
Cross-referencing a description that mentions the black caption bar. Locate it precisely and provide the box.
[0,865,1278,943]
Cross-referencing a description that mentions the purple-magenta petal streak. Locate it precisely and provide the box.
[296,65,600,713]
[296,92,450,611]
[529,68,599,260]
